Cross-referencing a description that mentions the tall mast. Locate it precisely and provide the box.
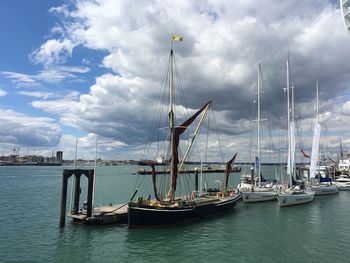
[291,84,295,122]
[316,80,319,173]
[169,38,175,200]
[168,35,182,201]
[286,57,292,187]
[316,80,319,124]
[257,64,261,187]
[169,46,175,128]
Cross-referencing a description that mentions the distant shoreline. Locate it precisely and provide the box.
[0,162,315,167]
[0,163,62,166]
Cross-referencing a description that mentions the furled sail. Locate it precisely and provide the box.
[287,122,296,176]
[168,100,212,199]
[224,153,237,190]
[150,164,161,201]
[310,123,321,179]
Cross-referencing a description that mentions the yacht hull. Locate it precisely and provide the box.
[241,191,277,203]
[277,191,315,207]
[311,185,339,195]
[128,194,241,227]
[336,183,350,191]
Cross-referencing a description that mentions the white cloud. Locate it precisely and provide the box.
[17,91,54,99]
[55,65,90,73]
[1,71,36,84]
[342,101,350,115]
[0,88,7,97]
[23,1,350,156]
[49,4,70,17]
[0,109,61,147]
[3,1,350,159]
[1,65,90,86]
[30,39,75,66]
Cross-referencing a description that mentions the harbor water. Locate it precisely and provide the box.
[0,165,349,263]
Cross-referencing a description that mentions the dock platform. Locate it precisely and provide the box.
[68,204,128,225]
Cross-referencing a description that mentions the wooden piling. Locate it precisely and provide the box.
[59,170,69,228]
[86,170,94,218]
[59,169,94,227]
[73,173,81,215]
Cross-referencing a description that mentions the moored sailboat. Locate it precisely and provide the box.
[128,35,241,227]
[308,81,338,195]
[277,57,315,207]
[239,64,277,203]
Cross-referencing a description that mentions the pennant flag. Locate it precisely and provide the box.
[255,156,260,170]
[301,149,311,158]
[340,137,344,159]
[172,34,183,41]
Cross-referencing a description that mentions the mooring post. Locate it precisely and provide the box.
[194,169,199,192]
[86,170,95,218]
[250,167,254,182]
[59,170,69,228]
[72,172,81,215]
[250,167,254,191]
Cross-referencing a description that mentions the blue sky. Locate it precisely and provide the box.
[1,0,350,161]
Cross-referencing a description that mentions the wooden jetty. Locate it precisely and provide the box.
[68,204,128,225]
[59,169,128,227]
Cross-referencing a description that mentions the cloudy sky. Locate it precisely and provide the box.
[0,0,350,161]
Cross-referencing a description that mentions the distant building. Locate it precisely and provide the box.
[56,151,63,164]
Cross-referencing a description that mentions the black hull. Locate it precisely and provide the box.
[128,194,241,227]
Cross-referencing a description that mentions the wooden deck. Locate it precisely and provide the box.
[68,204,128,225]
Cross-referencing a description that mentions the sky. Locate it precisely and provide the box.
[1,0,350,162]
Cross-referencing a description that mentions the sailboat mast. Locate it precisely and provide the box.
[169,51,175,127]
[286,57,292,187]
[316,80,319,124]
[257,64,261,187]
[291,84,295,121]
[168,36,180,201]
[316,81,319,178]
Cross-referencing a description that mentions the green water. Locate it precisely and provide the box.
[0,165,349,263]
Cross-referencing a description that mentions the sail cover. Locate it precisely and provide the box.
[287,122,296,176]
[310,123,321,179]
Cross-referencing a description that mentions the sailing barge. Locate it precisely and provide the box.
[128,35,241,227]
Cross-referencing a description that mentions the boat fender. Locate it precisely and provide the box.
[192,191,197,199]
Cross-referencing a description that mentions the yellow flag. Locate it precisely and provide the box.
[172,34,183,41]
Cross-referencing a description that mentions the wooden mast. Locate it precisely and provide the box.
[169,36,176,201]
